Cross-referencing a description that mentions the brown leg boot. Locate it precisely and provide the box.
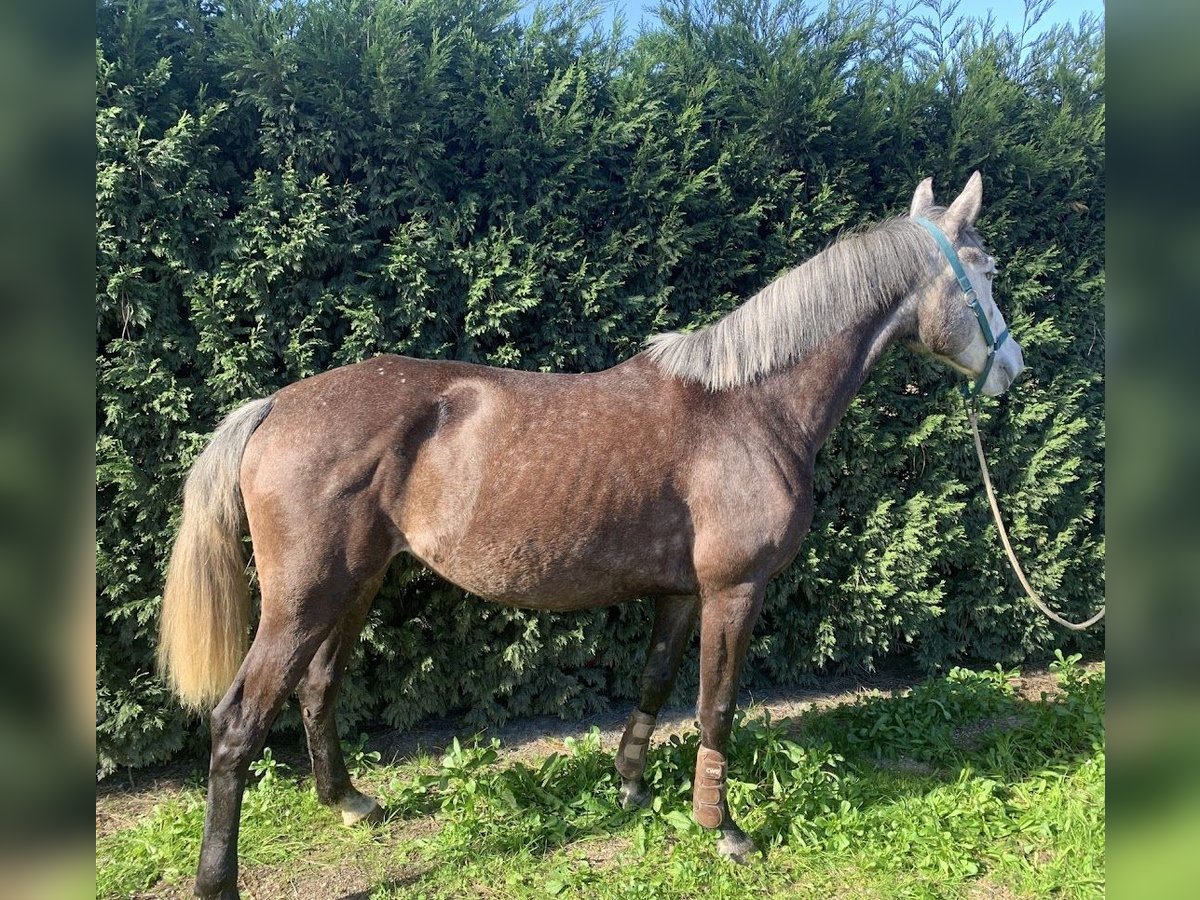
[615,710,656,809]
[692,744,727,828]
[693,745,757,863]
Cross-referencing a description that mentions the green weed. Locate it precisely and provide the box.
[343,732,383,777]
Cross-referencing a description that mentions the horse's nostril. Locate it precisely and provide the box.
[998,347,1025,385]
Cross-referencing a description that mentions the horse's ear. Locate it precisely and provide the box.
[910,177,935,217]
[943,171,983,237]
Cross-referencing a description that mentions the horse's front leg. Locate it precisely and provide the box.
[693,582,765,863]
[615,594,698,809]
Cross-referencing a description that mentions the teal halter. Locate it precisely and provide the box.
[913,217,1009,399]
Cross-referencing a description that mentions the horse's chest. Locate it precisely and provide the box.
[686,453,814,585]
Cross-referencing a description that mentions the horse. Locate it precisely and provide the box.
[158,173,1024,897]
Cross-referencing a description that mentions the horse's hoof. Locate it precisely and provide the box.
[618,779,652,810]
[338,790,385,826]
[717,828,759,865]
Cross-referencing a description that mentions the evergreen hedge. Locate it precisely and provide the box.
[96,0,1105,775]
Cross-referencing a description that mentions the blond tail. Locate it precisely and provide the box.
[158,397,275,710]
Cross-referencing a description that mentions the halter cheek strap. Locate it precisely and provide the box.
[913,217,1009,399]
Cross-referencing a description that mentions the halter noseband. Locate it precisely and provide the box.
[913,217,1009,399]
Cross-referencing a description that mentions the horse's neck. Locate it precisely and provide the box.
[753,298,914,453]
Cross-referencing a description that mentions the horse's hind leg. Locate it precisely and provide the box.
[693,582,766,864]
[616,594,698,809]
[296,573,387,826]
[195,594,345,899]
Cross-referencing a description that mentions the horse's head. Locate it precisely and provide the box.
[907,172,1025,397]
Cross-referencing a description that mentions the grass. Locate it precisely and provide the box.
[96,652,1104,899]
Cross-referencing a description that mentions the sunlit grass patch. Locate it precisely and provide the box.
[96,656,1103,899]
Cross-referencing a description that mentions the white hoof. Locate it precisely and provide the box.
[338,790,383,826]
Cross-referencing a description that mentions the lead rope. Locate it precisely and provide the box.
[966,402,1106,631]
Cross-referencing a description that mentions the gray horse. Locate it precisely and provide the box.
[158,173,1023,898]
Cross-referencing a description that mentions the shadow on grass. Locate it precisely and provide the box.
[335,865,433,899]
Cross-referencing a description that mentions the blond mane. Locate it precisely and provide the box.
[645,217,938,389]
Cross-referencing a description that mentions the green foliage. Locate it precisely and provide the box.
[96,663,1105,898]
[247,745,289,788]
[343,732,384,777]
[96,0,1105,773]
[808,651,1103,771]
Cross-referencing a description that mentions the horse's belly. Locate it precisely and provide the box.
[411,525,695,611]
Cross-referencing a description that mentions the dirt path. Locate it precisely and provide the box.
[376,670,920,767]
